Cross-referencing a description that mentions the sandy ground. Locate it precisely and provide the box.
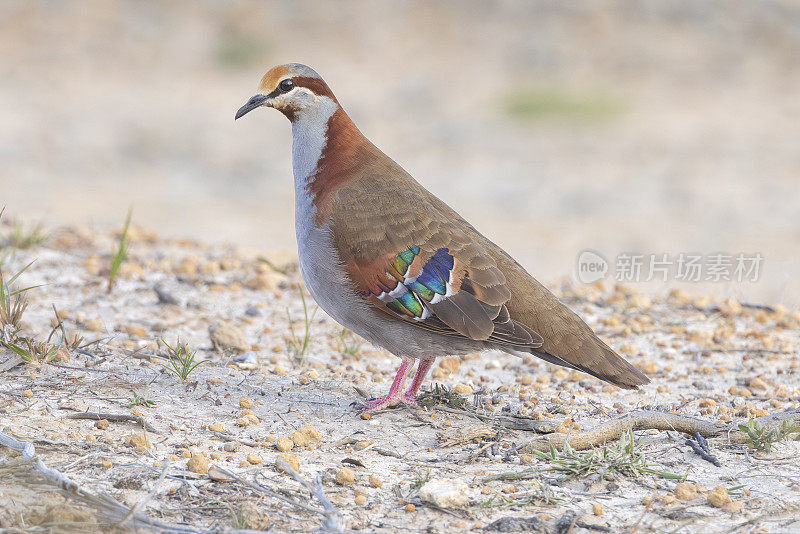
[1,225,799,533]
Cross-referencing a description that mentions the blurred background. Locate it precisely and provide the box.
[1,0,799,305]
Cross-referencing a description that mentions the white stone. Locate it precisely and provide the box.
[418,479,469,509]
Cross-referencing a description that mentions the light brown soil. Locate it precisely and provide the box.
[1,226,799,533]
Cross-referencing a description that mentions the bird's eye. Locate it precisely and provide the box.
[279,79,295,93]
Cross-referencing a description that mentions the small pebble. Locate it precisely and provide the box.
[276,453,300,473]
[208,465,232,482]
[187,455,209,474]
[208,422,226,432]
[635,359,658,374]
[674,482,698,501]
[247,453,263,465]
[128,432,151,450]
[369,474,383,488]
[276,437,294,452]
[593,503,604,516]
[239,396,254,409]
[355,494,367,506]
[336,468,355,485]
[84,318,104,332]
[404,503,415,513]
[290,425,322,448]
[236,417,250,427]
[123,324,148,337]
[355,440,374,451]
[23,389,33,398]
[453,383,472,395]
[707,486,732,508]
[95,419,109,430]
[209,321,249,353]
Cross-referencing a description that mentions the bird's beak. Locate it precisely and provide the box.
[235,94,270,120]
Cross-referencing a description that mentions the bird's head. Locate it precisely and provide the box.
[235,63,337,122]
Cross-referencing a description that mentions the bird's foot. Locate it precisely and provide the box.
[402,393,420,406]
[357,393,415,413]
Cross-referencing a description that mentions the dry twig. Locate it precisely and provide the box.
[65,411,159,433]
[0,430,201,532]
[216,461,344,533]
[519,408,800,453]
[434,405,558,433]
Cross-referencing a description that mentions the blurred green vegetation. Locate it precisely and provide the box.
[506,87,625,122]
[216,24,270,68]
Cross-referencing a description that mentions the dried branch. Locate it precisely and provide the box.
[685,432,721,467]
[519,408,800,453]
[0,429,201,532]
[275,458,343,533]
[215,460,344,533]
[65,411,159,433]
[434,405,559,433]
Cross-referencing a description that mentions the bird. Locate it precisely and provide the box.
[235,63,649,411]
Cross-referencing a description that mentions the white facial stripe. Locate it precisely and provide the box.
[291,95,338,186]
[292,95,339,251]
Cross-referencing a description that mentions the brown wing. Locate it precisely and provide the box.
[330,181,542,348]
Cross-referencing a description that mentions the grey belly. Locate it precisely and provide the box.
[297,225,485,359]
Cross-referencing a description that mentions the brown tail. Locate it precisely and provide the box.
[527,340,649,389]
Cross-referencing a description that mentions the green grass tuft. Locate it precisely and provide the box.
[107,208,132,293]
[5,222,47,249]
[738,418,800,452]
[533,429,685,481]
[127,391,156,408]
[285,289,317,361]
[337,327,363,356]
[417,383,470,409]
[479,479,561,507]
[157,334,205,382]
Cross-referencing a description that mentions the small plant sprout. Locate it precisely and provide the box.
[6,221,47,249]
[417,383,469,409]
[408,469,431,495]
[480,479,561,507]
[285,288,317,361]
[532,429,685,481]
[738,418,800,452]
[128,391,156,408]
[337,327,363,356]
[107,208,132,293]
[227,505,250,530]
[0,261,34,337]
[157,334,206,382]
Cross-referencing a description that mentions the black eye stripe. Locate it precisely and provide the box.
[265,86,283,99]
[264,79,297,99]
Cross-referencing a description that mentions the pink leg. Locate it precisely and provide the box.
[359,359,413,412]
[403,358,436,403]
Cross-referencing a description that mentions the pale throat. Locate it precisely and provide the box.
[290,96,339,194]
[290,96,339,244]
